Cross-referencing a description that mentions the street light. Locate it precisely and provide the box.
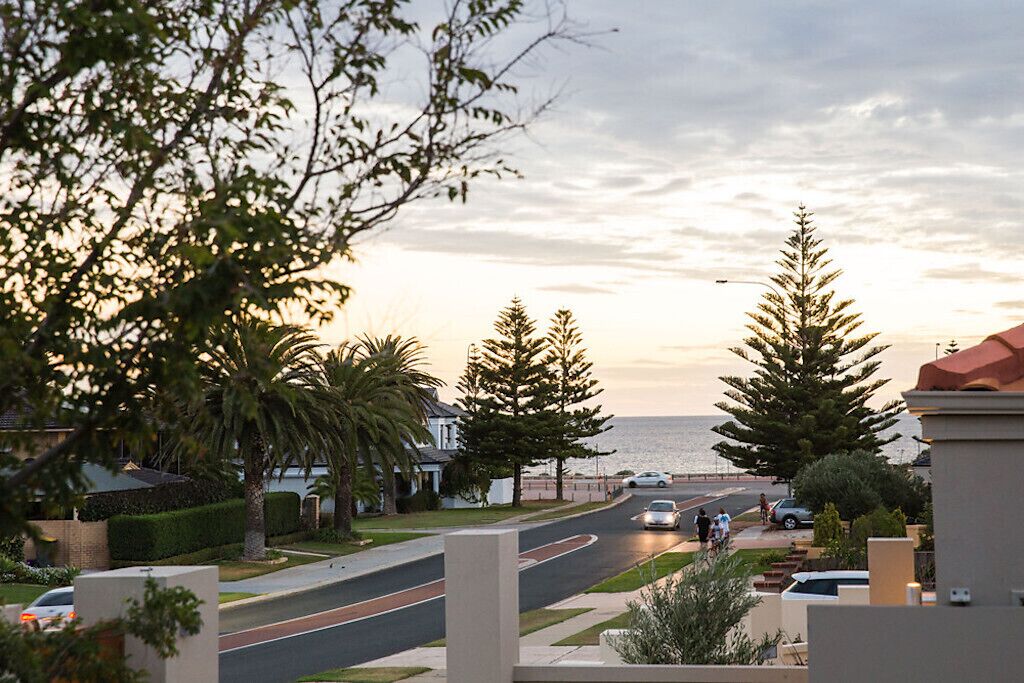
[714,279,784,300]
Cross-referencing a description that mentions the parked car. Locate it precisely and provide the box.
[769,498,815,530]
[20,586,75,630]
[781,571,869,601]
[622,471,672,488]
[642,500,680,530]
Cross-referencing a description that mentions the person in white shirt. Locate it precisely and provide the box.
[716,507,732,539]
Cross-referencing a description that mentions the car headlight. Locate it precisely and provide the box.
[644,513,654,522]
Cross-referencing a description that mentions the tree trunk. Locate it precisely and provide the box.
[383,476,397,515]
[555,458,565,501]
[333,460,353,536]
[242,465,267,561]
[512,463,522,507]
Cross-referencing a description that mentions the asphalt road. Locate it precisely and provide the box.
[219,484,770,683]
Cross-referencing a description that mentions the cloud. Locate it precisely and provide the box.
[922,264,1021,284]
[632,177,693,196]
[538,283,614,295]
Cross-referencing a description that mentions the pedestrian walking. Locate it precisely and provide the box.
[716,507,732,543]
[759,493,770,525]
[694,508,711,548]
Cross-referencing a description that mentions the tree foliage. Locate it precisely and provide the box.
[713,206,901,483]
[944,339,960,356]
[459,298,558,506]
[812,502,843,547]
[793,450,928,520]
[545,309,613,499]
[613,553,783,665]
[0,577,201,683]
[0,0,579,535]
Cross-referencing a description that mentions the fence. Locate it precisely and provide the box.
[914,551,935,591]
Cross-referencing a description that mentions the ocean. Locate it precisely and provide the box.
[529,413,924,477]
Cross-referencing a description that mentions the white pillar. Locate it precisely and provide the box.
[75,566,218,683]
[445,529,519,683]
[432,470,440,494]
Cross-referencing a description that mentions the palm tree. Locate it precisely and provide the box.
[185,319,336,560]
[321,335,441,534]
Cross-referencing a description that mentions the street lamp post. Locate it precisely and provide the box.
[714,279,785,300]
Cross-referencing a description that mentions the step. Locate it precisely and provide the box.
[771,561,800,570]
[754,580,783,592]
[763,570,785,579]
[788,548,808,555]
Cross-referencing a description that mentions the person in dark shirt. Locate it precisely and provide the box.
[694,508,711,548]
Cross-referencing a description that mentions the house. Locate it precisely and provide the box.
[910,449,931,484]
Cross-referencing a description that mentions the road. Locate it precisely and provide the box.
[219,483,776,683]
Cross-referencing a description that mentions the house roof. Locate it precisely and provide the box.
[911,451,931,468]
[409,447,457,465]
[915,323,1024,391]
[425,397,466,419]
[0,406,68,430]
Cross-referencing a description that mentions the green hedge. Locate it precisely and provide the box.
[79,478,241,522]
[396,489,441,514]
[108,492,300,561]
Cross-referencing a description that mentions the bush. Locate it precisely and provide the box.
[612,553,783,665]
[0,556,80,586]
[0,536,25,562]
[108,492,300,562]
[793,450,928,520]
[614,470,636,476]
[812,503,843,547]
[79,478,241,522]
[396,489,441,514]
[918,501,935,551]
[850,506,905,547]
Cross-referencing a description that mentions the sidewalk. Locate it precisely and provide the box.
[219,497,624,602]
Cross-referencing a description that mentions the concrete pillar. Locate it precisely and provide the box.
[868,538,915,605]
[75,566,218,683]
[432,470,440,494]
[302,494,320,530]
[904,390,1024,606]
[745,592,782,641]
[444,529,519,683]
[837,584,870,605]
[599,629,625,664]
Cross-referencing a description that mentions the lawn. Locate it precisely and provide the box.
[217,550,323,582]
[352,500,564,530]
[554,612,631,646]
[0,583,49,606]
[526,500,615,522]
[424,607,592,647]
[218,592,259,604]
[295,666,429,682]
[585,552,696,593]
[732,547,790,574]
[285,531,431,556]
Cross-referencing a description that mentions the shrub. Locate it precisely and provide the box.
[396,489,441,514]
[614,470,636,476]
[108,492,300,561]
[812,503,843,547]
[612,553,783,665]
[850,506,905,547]
[79,478,241,522]
[0,536,25,562]
[0,556,80,586]
[793,450,928,520]
[918,501,935,551]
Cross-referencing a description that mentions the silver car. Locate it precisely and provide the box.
[642,500,679,530]
[20,586,75,630]
[769,498,815,530]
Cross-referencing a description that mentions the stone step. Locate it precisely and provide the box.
[754,579,783,593]
[763,570,785,579]
[771,561,800,570]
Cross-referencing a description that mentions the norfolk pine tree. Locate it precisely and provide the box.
[712,206,901,485]
[462,298,559,506]
[545,309,613,500]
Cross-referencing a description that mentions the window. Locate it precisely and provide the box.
[788,579,837,596]
[649,502,674,512]
[778,499,794,509]
[36,592,74,607]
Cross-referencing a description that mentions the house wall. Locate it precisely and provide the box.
[24,520,110,569]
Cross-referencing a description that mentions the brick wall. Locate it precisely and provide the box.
[24,520,110,570]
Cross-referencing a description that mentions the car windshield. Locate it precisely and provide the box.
[648,502,673,512]
[35,592,74,607]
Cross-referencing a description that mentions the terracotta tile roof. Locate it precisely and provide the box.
[916,323,1024,391]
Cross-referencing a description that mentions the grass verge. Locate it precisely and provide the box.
[585,552,696,593]
[0,583,49,606]
[525,500,614,522]
[218,592,259,604]
[423,607,592,647]
[352,500,563,530]
[296,666,429,682]
[218,550,322,582]
[554,612,631,646]
[732,547,790,574]
[285,531,432,557]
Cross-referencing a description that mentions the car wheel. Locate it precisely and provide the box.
[657,480,667,488]
[628,481,637,488]
[783,516,798,530]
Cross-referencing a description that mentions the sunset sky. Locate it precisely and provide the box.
[315,1,1024,415]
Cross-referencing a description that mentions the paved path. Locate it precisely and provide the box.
[219,482,789,683]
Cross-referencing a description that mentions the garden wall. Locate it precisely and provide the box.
[24,520,110,570]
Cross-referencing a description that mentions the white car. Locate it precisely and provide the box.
[642,500,680,530]
[623,471,672,488]
[781,571,869,601]
[20,586,75,630]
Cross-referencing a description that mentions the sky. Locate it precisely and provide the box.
[314,1,1024,416]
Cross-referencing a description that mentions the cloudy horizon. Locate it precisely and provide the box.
[314,1,1024,415]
